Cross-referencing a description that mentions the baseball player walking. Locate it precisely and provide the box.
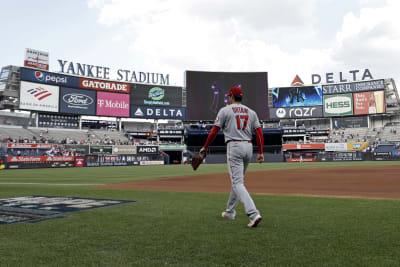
[200,86,264,228]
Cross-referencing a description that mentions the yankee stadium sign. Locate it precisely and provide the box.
[58,60,170,85]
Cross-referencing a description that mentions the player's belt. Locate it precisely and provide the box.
[226,140,251,144]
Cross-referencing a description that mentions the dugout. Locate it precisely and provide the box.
[184,124,283,163]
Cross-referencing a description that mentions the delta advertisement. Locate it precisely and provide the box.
[353,90,385,115]
[323,94,353,117]
[60,87,96,115]
[272,86,323,108]
[96,92,130,117]
[19,81,59,112]
[131,105,186,120]
[130,84,183,107]
[20,68,79,87]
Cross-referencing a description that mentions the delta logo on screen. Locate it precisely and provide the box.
[27,87,52,101]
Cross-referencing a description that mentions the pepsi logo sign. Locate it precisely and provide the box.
[35,71,44,81]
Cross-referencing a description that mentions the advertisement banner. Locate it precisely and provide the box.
[353,90,385,115]
[282,129,306,135]
[131,106,186,120]
[347,142,369,151]
[272,86,323,108]
[322,79,385,95]
[286,158,317,162]
[60,87,96,115]
[89,146,113,154]
[392,151,400,157]
[24,48,49,71]
[323,94,353,117]
[137,146,159,154]
[97,92,130,117]
[7,143,57,149]
[333,116,368,128]
[140,161,164,165]
[282,143,325,150]
[85,155,145,167]
[130,84,183,107]
[79,78,130,93]
[325,143,348,152]
[269,106,323,119]
[6,156,75,169]
[75,156,85,167]
[19,81,59,112]
[64,145,89,155]
[112,145,137,155]
[333,152,363,161]
[158,129,184,136]
[20,68,79,87]
[7,156,75,163]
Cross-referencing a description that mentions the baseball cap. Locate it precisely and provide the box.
[227,86,243,96]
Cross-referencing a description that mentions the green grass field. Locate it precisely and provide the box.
[1,161,400,266]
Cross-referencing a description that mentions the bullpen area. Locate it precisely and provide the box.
[1,161,400,266]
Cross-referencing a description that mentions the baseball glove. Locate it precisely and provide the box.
[191,150,207,171]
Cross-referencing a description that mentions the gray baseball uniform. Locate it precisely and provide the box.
[214,103,261,219]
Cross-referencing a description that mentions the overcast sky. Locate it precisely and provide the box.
[0,0,399,88]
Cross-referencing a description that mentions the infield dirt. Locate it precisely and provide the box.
[98,165,400,199]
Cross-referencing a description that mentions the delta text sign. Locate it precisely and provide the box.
[131,106,186,119]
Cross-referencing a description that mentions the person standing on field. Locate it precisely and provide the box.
[200,86,264,228]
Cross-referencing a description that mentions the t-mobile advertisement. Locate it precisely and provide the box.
[185,71,269,120]
[96,92,130,117]
[353,90,385,115]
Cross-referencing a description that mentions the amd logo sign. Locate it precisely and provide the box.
[271,106,323,119]
[137,146,158,154]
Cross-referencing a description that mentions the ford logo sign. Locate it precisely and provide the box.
[63,93,93,106]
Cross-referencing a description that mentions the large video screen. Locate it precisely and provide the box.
[185,71,268,120]
[272,86,322,108]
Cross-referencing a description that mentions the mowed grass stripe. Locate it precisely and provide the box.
[1,161,400,185]
[0,186,400,266]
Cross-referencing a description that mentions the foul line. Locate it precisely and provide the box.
[0,183,105,186]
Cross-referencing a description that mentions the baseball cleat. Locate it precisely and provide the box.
[221,211,235,220]
[247,214,262,228]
